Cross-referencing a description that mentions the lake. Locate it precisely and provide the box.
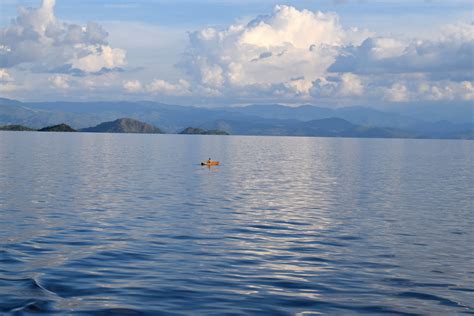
[0,132,473,315]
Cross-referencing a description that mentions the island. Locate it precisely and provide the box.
[0,118,164,134]
[38,123,76,132]
[0,125,36,131]
[179,127,229,135]
[80,118,162,134]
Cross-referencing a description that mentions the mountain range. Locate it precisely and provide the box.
[0,98,472,139]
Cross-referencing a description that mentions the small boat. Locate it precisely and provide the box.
[201,161,219,166]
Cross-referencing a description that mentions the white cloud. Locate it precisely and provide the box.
[460,81,474,101]
[71,45,126,73]
[145,79,191,96]
[0,68,20,94]
[0,82,19,93]
[179,6,473,104]
[284,78,314,95]
[0,0,126,74]
[310,73,364,99]
[1,2,471,106]
[377,78,474,103]
[49,75,69,89]
[181,5,369,97]
[0,69,19,94]
[417,80,474,101]
[368,37,407,59]
[384,83,409,102]
[82,73,118,90]
[441,22,474,42]
[339,73,364,96]
[123,80,143,93]
[330,23,473,81]
[0,69,13,82]
[238,5,345,49]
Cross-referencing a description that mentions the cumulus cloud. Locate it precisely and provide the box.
[0,68,18,94]
[310,73,364,99]
[178,6,473,103]
[146,79,191,96]
[238,6,345,48]
[339,73,364,96]
[329,23,474,82]
[181,5,370,98]
[81,72,119,90]
[49,75,69,89]
[2,2,471,105]
[0,69,13,82]
[384,82,409,102]
[377,78,474,103]
[71,45,126,73]
[416,80,474,101]
[284,78,314,95]
[0,83,19,94]
[123,80,143,93]
[0,0,126,74]
[123,78,191,96]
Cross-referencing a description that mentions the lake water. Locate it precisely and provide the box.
[0,132,473,315]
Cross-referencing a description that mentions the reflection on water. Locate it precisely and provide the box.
[0,132,473,315]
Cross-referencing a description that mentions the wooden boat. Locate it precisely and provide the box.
[201,161,219,166]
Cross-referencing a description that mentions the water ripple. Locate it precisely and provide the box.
[0,133,473,314]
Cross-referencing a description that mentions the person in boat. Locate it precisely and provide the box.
[207,158,212,164]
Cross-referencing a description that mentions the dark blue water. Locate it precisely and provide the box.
[0,132,473,315]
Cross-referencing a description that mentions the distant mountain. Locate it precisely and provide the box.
[224,104,423,130]
[0,124,35,131]
[222,104,333,121]
[21,99,250,132]
[81,118,162,134]
[0,98,23,107]
[179,127,229,135]
[0,98,472,139]
[0,100,102,129]
[230,102,474,126]
[381,101,474,125]
[295,118,407,138]
[202,117,410,138]
[38,123,76,132]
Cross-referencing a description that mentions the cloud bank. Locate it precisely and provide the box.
[180,5,370,97]
[1,1,472,105]
[330,23,474,81]
[174,5,472,103]
[0,0,126,75]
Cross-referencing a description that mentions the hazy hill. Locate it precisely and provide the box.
[201,117,410,138]
[0,99,102,129]
[179,127,229,135]
[381,101,474,124]
[38,123,76,132]
[0,124,35,131]
[81,118,162,134]
[224,103,473,135]
[13,100,244,132]
[1,98,472,139]
[224,104,423,130]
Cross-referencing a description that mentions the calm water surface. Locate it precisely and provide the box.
[0,132,473,315]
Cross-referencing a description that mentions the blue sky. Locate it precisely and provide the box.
[0,0,472,106]
[2,1,471,37]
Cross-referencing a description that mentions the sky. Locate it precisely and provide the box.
[0,0,472,107]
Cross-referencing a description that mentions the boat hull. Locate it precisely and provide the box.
[201,162,220,166]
